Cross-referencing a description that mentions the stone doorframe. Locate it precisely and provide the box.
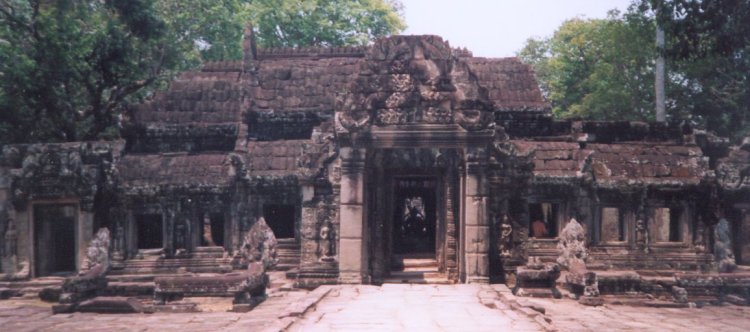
[364,148,462,283]
[27,198,88,277]
[337,124,495,284]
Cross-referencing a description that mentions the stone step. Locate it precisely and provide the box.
[381,274,454,284]
[0,277,65,289]
[272,239,300,274]
[389,270,445,279]
[392,256,439,270]
[272,264,298,272]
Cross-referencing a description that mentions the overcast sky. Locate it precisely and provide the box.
[401,0,635,58]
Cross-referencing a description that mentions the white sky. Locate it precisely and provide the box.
[401,0,634,57]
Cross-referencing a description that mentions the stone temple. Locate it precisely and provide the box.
[1,32,749,304]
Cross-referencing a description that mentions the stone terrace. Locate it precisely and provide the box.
[3,284,750,332]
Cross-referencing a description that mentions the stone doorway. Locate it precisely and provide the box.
[136,214,163,250]
[264,204,296,239]
[199,213,225,247]
[393,177,437,255]
[33,204,76,277]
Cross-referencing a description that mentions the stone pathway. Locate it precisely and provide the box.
[2,283,750,332]
[0,290,310,332]
[289,284,542,332]
[524,297,750,332]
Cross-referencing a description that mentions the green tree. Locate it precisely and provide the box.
[639,0,750,141]
[518,10,660,121]
[0,0,405,144]
[0,0,243,143]
[243,0,406,47]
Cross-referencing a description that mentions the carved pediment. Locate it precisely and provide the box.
[336,36,494,134]
[5,143,117,211]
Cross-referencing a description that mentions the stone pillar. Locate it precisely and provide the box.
[445,168,459,281]
[338,147,368,284]
[299,184,317,265]
[78,209,94,272]
[463,149,490,284]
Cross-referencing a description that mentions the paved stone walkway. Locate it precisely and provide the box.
[526,297,750,332]
[290,284,542,332]
[2,284,750,331]
[0,290,309,332]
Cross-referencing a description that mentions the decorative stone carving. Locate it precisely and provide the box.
[498,214,513,258]
[83,228,111,273]
[318,221,335,262]
[672,286,688,304]
[297,131,337,181]
[1,218,28,280]
[577,271,604,306]
[557,218,587,268]
[336,35,494,134]
[635,216,649,253]
[557,218,602,305]
[513,258,562,299]
[714,218,737,273]
[239,217,278,270]
[8,143,115,211]
[56,228,111,313]
[316,201,338,262]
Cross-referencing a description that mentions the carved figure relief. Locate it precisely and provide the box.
[318,221,335,262]
[635,217,649,253]
[402,196,427,236]
[316,203,338,262]
[498,214,513,257]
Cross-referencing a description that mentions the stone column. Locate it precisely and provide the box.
[299,184,317,266]
[78,209,94,272]
[463,148,490,284]
[338,147,368,284]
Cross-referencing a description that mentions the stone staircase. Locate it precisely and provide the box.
[0,277,65,299]
[109,246,233,276]
[383,254,453,284]
[273,238,301,272]
[527,239,560,264]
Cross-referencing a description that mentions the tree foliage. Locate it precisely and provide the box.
[0,0,405,144]
[641,0,750,140]
[518,10,660,121]
[243,0,406,47]
[520,1,749,141]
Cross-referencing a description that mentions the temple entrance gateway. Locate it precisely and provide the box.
[33,204,76,277]
[393,177,437,254]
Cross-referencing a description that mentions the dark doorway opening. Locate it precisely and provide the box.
[263,204,296,239]
[34,204,76,277]
[200,213,225,246]
[393,177,437,254]
[136,214,163,249]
